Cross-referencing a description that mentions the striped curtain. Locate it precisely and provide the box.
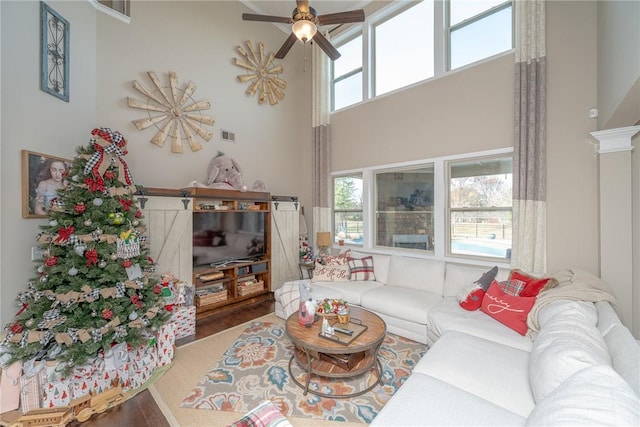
[311,38,332,250]
[512,0,547,273]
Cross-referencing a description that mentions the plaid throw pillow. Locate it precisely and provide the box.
[228,400,292,427]
[347,256,376,281]
[497,279,526,296]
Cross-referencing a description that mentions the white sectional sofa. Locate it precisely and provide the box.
[273,251,640,426]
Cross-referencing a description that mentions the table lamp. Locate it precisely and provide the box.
[316,232,332,257]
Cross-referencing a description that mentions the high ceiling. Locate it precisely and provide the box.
[240,0,377,33]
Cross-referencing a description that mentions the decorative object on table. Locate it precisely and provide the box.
[336,306,350,324]
[1,128,170,377]
[297,282,316,327]
[21,150,72,219]
[316,298,348,316]
[127,71,214,153]
[40,2,69,102]
[187,151,267,192]
[315,231,332,258]
[241,0,365,61]
[234,40,286,106]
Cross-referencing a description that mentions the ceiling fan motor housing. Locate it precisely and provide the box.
[292,6,317,24]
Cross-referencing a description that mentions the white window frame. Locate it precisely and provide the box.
[88,0,131,23]
[331,147,513,268]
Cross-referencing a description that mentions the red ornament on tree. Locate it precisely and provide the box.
[102,309,113,320]
[121,259,133,268]
[131,294,143,308]
[104,170,115,180]
[153,284,161,294]
[10,323,23,334]
[85,249,99,267]
[135,210,142,219]
[44,256,59,267]
[74,203,86,214]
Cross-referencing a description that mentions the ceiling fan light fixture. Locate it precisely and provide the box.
[292,20,317,43]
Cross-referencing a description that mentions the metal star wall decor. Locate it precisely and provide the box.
[127,71,215,153]
[234,41,286,105]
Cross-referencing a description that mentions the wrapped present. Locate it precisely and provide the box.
[156,322,176,367]
[20,360,46,413]
[1,361,23,414]
[70,358,100,400]
[127,344,157,390]
[170,305,196,339]
[42,361,72,408]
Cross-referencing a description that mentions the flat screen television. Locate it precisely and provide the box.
[192,211,266,267]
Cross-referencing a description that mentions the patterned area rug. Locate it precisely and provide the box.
[180,320,427,424]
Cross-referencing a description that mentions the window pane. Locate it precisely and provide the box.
[450,0,507,25]
[375,166,434,251]
[374,0,434,96]
[334,175,363,245]
[334,73,363,110]
[450,5,512,69]
[334,36,362,76]
[449,157,512,259]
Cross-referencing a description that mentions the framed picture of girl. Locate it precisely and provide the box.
[21,150,72,218]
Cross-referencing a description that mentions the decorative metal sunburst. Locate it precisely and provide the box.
[234,41,286,105]
[127,71,215,153]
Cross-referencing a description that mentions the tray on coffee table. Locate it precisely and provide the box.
[318,318,367,345]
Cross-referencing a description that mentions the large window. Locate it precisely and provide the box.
[449,0,513,70]
[375,166,434,251]
[333,175,364,245]
[332,0,513,111]
[373,0,434,96]
[331,150,512,263]
[332,36,363,111]
[447,156,512,260]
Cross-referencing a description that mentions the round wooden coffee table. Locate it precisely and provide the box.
[285,306,387,398]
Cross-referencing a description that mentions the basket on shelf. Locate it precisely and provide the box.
[238,280,264,296]
[195,289,227,306]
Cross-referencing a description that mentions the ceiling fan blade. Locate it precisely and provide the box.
[317,10,365,26]
[242,13,291,24]
[312,32,341,60]
[275,33,299,59]
[296,0,310,14]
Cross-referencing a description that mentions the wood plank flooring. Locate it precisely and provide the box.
[68,298,275,427]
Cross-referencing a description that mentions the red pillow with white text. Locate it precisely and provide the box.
[480,282,536,335]
[509,269,557,298]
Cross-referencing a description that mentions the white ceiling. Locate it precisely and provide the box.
[241,1,372,19]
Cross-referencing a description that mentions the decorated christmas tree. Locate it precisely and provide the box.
[0,128,169,373]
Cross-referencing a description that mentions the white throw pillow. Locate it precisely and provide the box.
[311,264,350,282]
[525,365,640,426]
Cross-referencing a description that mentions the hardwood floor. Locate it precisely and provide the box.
[68,298,275,427]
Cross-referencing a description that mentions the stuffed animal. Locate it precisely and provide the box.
[189,152,268,192]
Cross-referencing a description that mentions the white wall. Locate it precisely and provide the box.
[1,0,98,326]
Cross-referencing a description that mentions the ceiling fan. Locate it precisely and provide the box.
[242,0,365,61]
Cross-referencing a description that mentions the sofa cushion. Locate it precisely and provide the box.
[443,263,509,297]
[603,324,640,396]
[525,365,640,426]
[311,264,350,282]
[497,279,526,296]
[480,282,536,335]
[386,256,445,294]
[414,330,534,417]
[458,285,485,311]
[595,300,622,336]
[529,301,612,402]
[370,373,526,426]
[311,280,383,306]
[347,256,376,281]
[427,298,534,351]
[320,249,351,265]
[360,286,442,325]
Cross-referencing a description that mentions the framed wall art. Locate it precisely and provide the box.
[22,150,72,218]
[40,1,70,102]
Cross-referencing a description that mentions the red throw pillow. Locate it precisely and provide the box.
[459,286,485,311]
[481,282,536,335]
[509,269,557,298]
